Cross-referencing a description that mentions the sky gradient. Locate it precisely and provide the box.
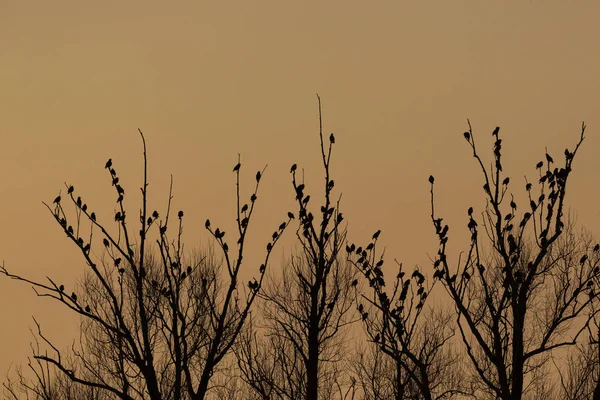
[1,0,600,375]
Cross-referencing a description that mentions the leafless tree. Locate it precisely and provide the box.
[346,234,473,400]
[1,130,291,400]
[428,122,598,400]
[236,96,357,400]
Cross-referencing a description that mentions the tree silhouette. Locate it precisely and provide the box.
[347,234,472,399]
[429,121,597,400]
[236,96,357,400]
[1,130,290,400]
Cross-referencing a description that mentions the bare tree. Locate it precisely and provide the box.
[346,234,472,400]
[1,130,291,399]
[553,230,600,400]
[428,122,598,400]
[236,96,357,400]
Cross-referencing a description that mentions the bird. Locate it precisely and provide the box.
[351,279,358,287]
[492,127,500,137]
[68,186,74,194]
[103,238,110,247]
[256,171,261,182]
[233,162,241,172]
[59,284,65,292]
[290,164,297,173]
[241,204,248,213]
[187,265,192,275]
[429,175,435,184]
[372,230,381,240]
[463,131,470,141]
[71,292,77,302]
[205,219,211,229]
[287,212,295,219]
[536,161,544,169]
[546,153,554,163]
[178,210,184,218]
[329,133,335,144]
[53,195,61,204]
[85,305,91,313]
[259,264,266,273]
[105,159,112,169]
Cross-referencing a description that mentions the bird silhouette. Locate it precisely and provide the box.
[178,210,184,218]
[329,133,335,144]
[492,127,500,137]
[205,219,211,229]
[290,164,297,173]
[241,204,248,213]
[59,284,64,292]
[54,196,61,204]
[536,161,544,169]
[429,175,434,184]
[372,230,381,240]
[463,131,470,141]
[105,159,112,169]
[71,292,77,302]
[233,162,241,172]
[256,171,261,182]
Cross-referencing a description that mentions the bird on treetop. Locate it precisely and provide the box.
[329,133,335,144]
[105,159,112,169]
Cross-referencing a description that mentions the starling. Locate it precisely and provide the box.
[463,131,470,140]
[351,279,358,287]
[205,219,211,229]
[68,186,74,194]
[536,161,544,169]
[71,292,77,302]
[372,230,381,240]
[59,284,65,292]
[103,238,110,247]
[186,265,192,274]
[290,164,297,173]
[256,171,261,182]
[152,210,159,218]
[54,195,61,204]
[259,264,266,273]
[468,207,473,216]
[178,210,184,218]
[105,159,112,169]
[492,127,499,137]
[251,194,257,202]
[287,212,295,219]
[279,222,286,230]
[428,175,434,184]
[546,153,554,163]
[329,133,335,144]
[502,177,510,185]
[233,162,241,172]
[241,204,248,213]
[85,305,91,313]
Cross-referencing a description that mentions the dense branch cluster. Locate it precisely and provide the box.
[1,105,599,400]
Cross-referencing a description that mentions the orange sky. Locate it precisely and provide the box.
[1,0,599,377]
